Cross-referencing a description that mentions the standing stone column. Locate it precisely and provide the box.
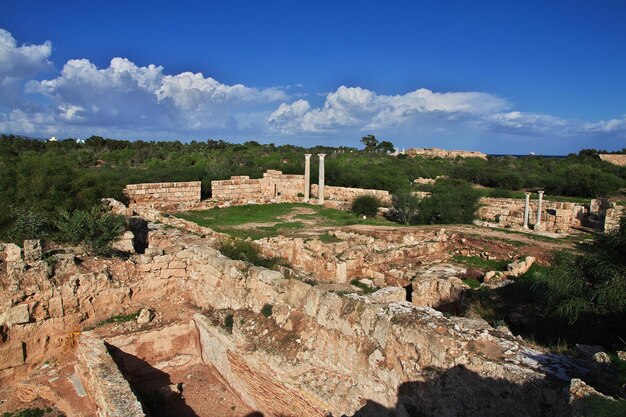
[536,190,544,227]
[523,192,531,229]
[318,154,326,205]
[304,154,311,202]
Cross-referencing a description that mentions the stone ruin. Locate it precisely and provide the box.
[598,154,626,166]
[402,147,488,160]
[0,209,594,416]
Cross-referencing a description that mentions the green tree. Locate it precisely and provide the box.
[416,179,480,224]
[391,188,420,225]
[376,140,395,154]
[360,134,378,152]
[351,195,381,217]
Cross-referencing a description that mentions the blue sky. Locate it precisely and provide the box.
[1,0,625,154]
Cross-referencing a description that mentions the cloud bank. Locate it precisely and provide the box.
[0,27,624,152]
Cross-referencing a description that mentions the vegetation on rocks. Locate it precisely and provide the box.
[217,238,280,268]
[55,207,125,255]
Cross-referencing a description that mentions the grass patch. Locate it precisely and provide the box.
[581,396,626,417]
[318,232,342,243]
[350,279,378,295]
[177,203,398,240]
[217,238,280,268]
[86,310,142,329]
[452,255,509,271]
[462,278,482,289]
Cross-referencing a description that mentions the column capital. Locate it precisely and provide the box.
[524,192,531,197]
[318,153,326,159]
[537,190,544,195]
[304,153,312,159]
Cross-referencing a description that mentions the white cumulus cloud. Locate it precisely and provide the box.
[268,86,509,133]
[0,28,52,107]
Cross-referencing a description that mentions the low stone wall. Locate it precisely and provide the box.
[124,181,201,211]
[599,154,626,166]
[76,332,145,417]
[477,197,586,233]
[605,204,625,232]
[404,147,487,160]
[211,170,305,204]
[311,184,391,205]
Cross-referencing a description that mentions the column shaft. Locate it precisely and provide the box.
[318,154,326,205]
[523,192,531,229]
[304,154,311,202]
[536,191,544,226]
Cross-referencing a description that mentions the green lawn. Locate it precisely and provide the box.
[176,203,398,239]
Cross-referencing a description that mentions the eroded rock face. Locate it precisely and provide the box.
[0,211,580,417]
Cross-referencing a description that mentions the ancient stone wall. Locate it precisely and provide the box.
[76,332,145,417]
[477,197,586,233]
[404,147,488,160]
[124,181,201,211]
[311,184,392,205]
[599,154,626,166]
[138,226,570,417]
[604,204,625,232]
[211,170,305,204]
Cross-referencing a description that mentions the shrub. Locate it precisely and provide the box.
[217,238,279,268]
[7,207,50,244]
[351,195,381,217]
[55,207,125,255]
[416,179,480,224]
[391,188,420,225]
[261,303,273,317]
[489,188,515,198]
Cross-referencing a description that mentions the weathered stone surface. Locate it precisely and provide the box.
[137,308,155,324]
[0,342,26,370]
[1,303,30,326]
[368,287,405,304]
[48,296,64,318]
[23,240,42,262]
[76,332,145,417]
[112,231,135,253]
[507,256,536,277]
[4,243,22,262]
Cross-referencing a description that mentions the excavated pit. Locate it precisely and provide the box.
[105,322,253,417]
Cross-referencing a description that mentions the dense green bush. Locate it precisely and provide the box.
[351,194,381,217]
[6,207,50,244]
[544,216,626,324]
[416,179,481,224]
[391,189,420,224]
[55,207,125,255]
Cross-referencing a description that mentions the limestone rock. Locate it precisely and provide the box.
[0,342,26,371]
[617,351,626,361]
[368,287,406,304]
[156,383,183,402]
[1,304,30,326]
[137,308,155,324]
[48,297,64,318]
[112,231,136,253]
[569,378,614,417]
[576,344,605,358]
[507,256,536,277]
[4,243,22,262]
[23,240,42,262]
[101,198,134,216]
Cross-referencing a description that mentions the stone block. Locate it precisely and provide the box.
[1,304,30,326]
[0,343,26,370]
[4,243,22,262]
[48,297,64,318]
[23,240,42,262]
